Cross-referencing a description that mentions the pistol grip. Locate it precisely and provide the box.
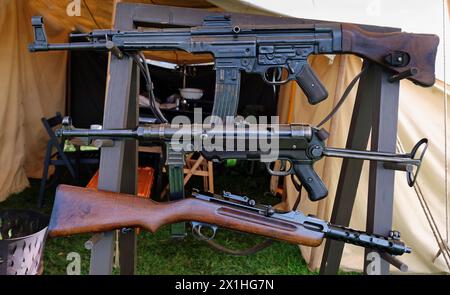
[295,64,328,105]
[293,162,328,201]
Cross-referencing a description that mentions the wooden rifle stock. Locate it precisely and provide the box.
[342,24,439,87]
[49,185,324,247]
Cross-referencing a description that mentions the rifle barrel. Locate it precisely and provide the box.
[57,129,137,138]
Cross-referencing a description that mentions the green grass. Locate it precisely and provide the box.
[0,163,345,275]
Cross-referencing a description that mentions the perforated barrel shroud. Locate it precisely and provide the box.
[0,210,49,275]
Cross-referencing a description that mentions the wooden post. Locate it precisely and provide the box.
[364,64,400,275]
[89,3,138,275]
[320,62,400,275]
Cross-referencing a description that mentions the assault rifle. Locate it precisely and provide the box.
[57,117,428,202]
[48,185,411,256]
[29,16,438,118]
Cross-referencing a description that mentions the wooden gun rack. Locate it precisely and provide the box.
[88,3,408,275]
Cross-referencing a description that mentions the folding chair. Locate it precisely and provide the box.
[37,112,99,207]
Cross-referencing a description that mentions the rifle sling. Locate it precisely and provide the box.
[317,64,368,128]
[200,232,274,256]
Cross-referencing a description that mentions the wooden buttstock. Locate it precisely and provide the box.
[342,24,439,87]
[49,185,324,247]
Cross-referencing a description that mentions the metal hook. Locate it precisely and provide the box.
[388,67,418,83]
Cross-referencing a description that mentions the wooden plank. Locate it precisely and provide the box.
[89,2,138,275]
[364,64,399,275]
[319,60,373,274]
[138,145,163,154]
[208,161,214,193]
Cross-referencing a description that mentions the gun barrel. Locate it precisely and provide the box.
[30,42,110,52]
[57,128,137,138]
[58,124,314,141]
[325,224,411,255]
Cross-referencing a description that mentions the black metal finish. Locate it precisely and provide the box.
[57,120,426,204]
[29,16,344,106]
[384,51,410,67]
[322,223,410,256]
[388,67,418,83]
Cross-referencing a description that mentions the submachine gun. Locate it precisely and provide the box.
[57,118,428,202]
[29,15,438,119]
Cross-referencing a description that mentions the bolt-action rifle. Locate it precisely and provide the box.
[29,16,438,118]
[57,117,428,202]
[48,184,411,256]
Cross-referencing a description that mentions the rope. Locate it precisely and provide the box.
[130,53,168,123]
[291,174,303,211]
[193,226,274,256]
[397,139,450,270]
[82,0,102,29]
[203,238,274,256]
[317,64,367,128]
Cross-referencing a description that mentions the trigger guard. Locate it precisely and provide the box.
[192,223,217,241]
[265,161,293,176]
[262,68,289,85]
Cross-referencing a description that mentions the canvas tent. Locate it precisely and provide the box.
[0,0,448,274]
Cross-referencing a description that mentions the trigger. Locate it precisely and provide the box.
[287,61,297,74]
[211,226,217,239]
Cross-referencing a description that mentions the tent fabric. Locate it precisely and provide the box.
[0,0,448,274]
[0,0,216,202]
[0,0,68,201]
[275,54,449,273]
